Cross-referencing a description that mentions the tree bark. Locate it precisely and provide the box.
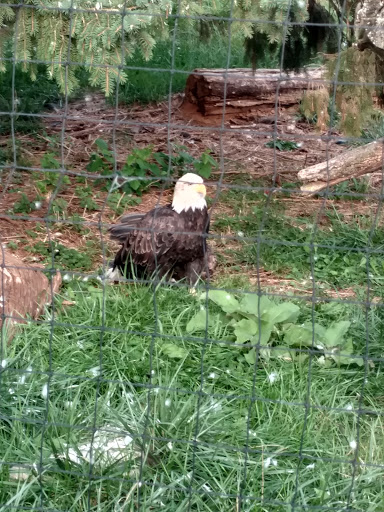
[355,0,384,60]
[183,67,325,118]
[298,139,384,193]
[0,251,61,342]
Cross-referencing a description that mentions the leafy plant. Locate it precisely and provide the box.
[0,2,282,95]
[34,153,70,194]
[50,198,68,219]
[68,213,90,234]
[87,139,218,196]
[332,177,370,199]
[120,146,166,194]
[265,139,300,151]
[86,138,115,177]
[7,241,18,250]
[107,192,141,216]
[40,152,61,171]
[25,228,39,240]
[187,291,363,367]
[12,193,35,214]
[26,241,94,271]
[75,186,99,211]
[192,149,218,178]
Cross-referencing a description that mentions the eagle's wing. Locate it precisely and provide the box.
[113,206,180,270]
[109,213,146,242]
[108,207,164,243]
[130,207,178,265]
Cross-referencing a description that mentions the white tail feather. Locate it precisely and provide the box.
[104,267,121,281]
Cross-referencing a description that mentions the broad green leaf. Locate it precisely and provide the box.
[137,159,151,171]
[193,161,212,179]
[129,179,141,191]
[265,139,299,151]
[239,294,273,317]
[87,156,104,173]
[276,347,295,362]
[330,337,363,366]
[234,316,273,345]
[228,316,241,327]
[244,348,256,365]
[330,352,364,366]
[148,163,162,176]
[161,343,188,359]
[244,346,273,364]
[178,152,195,164]
[338,355,364,367]
[95,138,109,151]
[207,290,240,314]
[121,164,134,176]
[153,152,168,166]
[283,322,326,348]
[126,154,137,165]
[296,353,309,364]
[234,318,257,344]
[264,302,300,325]
[250,321,273,346]
[340,337,354,356]
[186,309,210,334]
[324,321,351,348]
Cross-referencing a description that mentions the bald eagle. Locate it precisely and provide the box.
[107,173,216,285]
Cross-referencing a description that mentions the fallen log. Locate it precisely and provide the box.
[183,67,325,120]
[0,251,61,342]
[298,139,384,193]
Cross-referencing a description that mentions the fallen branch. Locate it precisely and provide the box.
[298,139,384,194]
[183,67,325,119]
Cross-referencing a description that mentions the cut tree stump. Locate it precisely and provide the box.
[182,67,325,124]
[0,251,62,342]
[298,139,384,194]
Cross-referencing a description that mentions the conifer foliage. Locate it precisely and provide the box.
[1,0,340,97]
[0,0,173,96]
[1,0,380,137]
[243,0,338,72]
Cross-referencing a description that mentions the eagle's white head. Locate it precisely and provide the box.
[172,173,207,214]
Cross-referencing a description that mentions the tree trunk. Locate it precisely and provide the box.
[183,67,325,120]
[298,139,384,193]
[0,251,61,342]
[355,0,384,60]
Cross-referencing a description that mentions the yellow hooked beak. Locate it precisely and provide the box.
[194,184,206,197]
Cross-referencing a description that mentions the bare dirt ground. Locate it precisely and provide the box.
[3,91,347,178]
[0,92,380,297]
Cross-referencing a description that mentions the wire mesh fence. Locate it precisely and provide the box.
[0,1,384,510]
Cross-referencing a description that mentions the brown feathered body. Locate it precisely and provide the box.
[109,204,215,285]
[0,250,61,342]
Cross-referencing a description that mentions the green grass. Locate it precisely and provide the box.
[113,31,275,105]
[0,279,383,511]
[1,29,270,136]
[213,188,384,296]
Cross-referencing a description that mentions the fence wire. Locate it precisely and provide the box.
[0,1,384,511]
